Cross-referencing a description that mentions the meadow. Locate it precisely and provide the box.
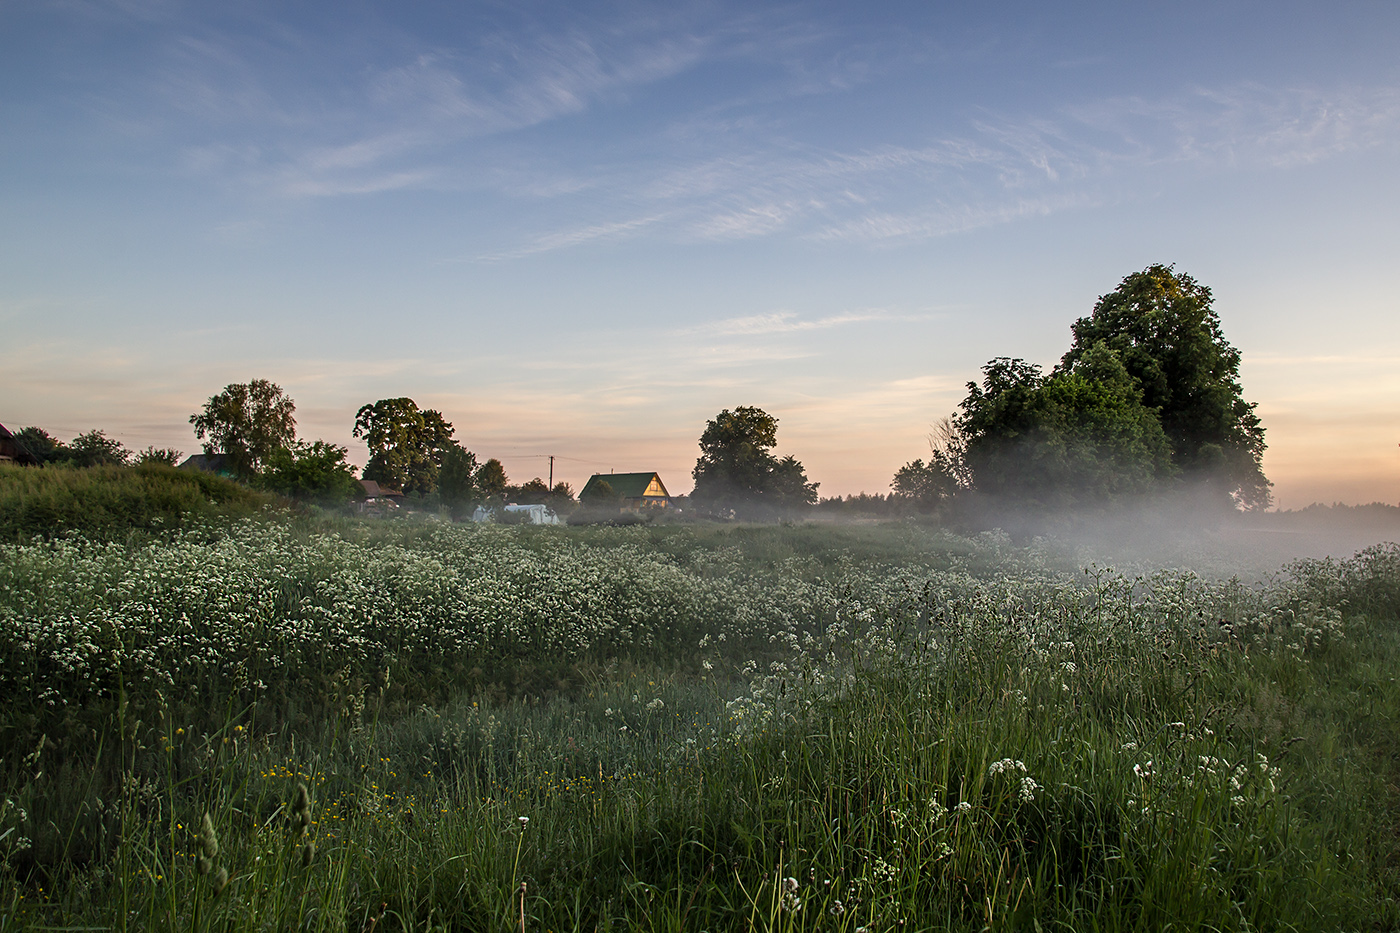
[2,502,1399,931]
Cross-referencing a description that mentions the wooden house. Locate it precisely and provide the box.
[580,472,671,510]
[0,423,39,465]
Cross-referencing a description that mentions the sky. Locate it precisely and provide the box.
[2,0,1398,509]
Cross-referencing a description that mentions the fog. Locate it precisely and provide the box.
[936,492,1400,581]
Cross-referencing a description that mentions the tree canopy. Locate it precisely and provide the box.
[691,406,818,515]
[437,444,480,516]
[1060,264,1270,507]
[923,265,1269,512]
[190,379,297,478]
[474,458,509,502]
[255,440,361,503]
[955,351,1175,509]
[353,398,455,495]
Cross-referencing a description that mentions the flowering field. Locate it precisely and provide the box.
[2,517,1399,931]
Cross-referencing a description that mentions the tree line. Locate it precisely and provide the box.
[184,387,573,513]
[8,426,182,469]
[8,264,1270,521]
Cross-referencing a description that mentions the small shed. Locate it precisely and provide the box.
[359,479,404,502]
[580,472,671,509]
[0,423,39,465]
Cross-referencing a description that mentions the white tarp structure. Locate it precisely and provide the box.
[472,504,563,525]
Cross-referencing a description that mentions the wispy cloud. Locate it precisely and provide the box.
[683,308,898,336]
[490,81,1400,253]
[473,213,668,262]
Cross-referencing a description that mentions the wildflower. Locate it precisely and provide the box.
[1019,776,1040,802]
[517,816,529,829]
[988,758,1027,776]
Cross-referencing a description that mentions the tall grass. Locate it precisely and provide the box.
[0,462,274,542]
[2,522,1398,930]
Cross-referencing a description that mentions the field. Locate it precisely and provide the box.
[2,507,1400,931]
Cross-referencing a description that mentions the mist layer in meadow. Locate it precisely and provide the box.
[921,492,1400,580]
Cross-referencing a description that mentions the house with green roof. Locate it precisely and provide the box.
[579,472,672,510]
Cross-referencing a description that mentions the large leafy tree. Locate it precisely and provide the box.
[891,458,957,511]
[353,398,455,495]
[66,430,133,468]
[691,406,818,514]
[474,458,509,502]
[1059,264,1270,508]
[437,444,480,516]
[256,440,361,503]
[955,349,1175,509]
[13,427,68,464]
[190,379,297,478]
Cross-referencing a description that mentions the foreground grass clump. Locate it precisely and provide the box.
[0,462,275,542]
[1,522,1398,930]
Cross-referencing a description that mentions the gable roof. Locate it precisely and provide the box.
[580,472,670,499]
[359,479,404,499]
[0,423,40,465]
[178,453,234,475]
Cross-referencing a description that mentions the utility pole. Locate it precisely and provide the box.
[548,455,554,489]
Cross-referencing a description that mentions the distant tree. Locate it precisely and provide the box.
[767,454,820,508]
[511,477,552,504]
[135,446,183,466]
[190,379,297,478]
[579,479,619,506]
[473,458,508,501]
[13,427,68,464]
[955,350,1175,509]
[437,444,480,517]
[66,430,133,467]
[891,458,956,511]
[353,398,455,495]
[255,440,360,503]
[1059,264,1270,508]
[548,482,576,513]
[691,406,818,515]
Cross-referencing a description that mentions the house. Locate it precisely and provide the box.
[358,479,404,502]
[178,453,236,476]
[579,472,672,510]
[0,423,39,465]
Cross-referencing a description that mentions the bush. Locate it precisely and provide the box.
[0,462,274,541]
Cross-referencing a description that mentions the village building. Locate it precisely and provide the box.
[177,453,236,477]
[358,479,405,503]
[0,423,40,465]
[579,472,672,510]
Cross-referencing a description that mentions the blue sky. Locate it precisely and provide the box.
[3,0,1398,507]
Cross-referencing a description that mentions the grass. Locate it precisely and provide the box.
[1,513,1398,930]
[0,462,276,543]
